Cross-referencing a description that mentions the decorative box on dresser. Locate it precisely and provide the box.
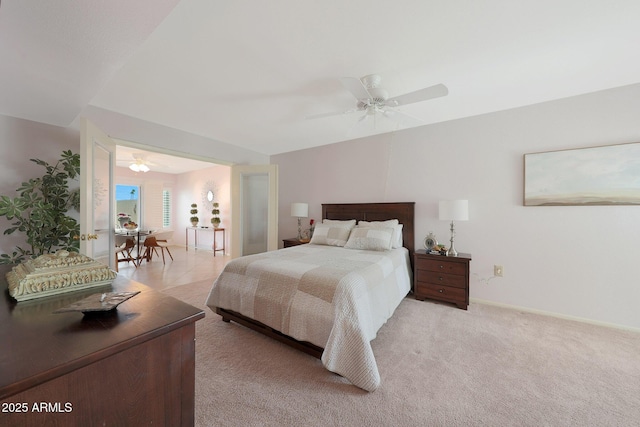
[413,250,472,310]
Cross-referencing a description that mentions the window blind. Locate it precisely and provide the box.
[163,189,171,228]
[143,182,164,230]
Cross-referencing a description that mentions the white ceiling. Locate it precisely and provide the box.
[115,143,218,174]
[2,0,640,157]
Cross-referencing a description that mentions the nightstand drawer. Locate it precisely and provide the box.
[413,251,471,310]
[282,238,307,248]
[416,271,466,289]
[418,259,467,276]
[415,283,465,303]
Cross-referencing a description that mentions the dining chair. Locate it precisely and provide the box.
[114,236,136,272]
[142,233,174,264]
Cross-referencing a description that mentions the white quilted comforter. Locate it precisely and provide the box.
[205,244,412,391]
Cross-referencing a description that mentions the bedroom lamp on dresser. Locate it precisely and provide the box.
[290,202,308,241]
[438,199,468,257]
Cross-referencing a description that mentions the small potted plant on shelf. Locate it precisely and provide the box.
[190,203,199,227]
[211,202,221,228]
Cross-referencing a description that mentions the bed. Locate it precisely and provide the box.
[205,202,415,391]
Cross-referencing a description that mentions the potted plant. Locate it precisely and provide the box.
[190,203,199,226]
[211,202,221,228]
[0,150,80,264]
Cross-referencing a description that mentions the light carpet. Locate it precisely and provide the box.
[162,280,640,427]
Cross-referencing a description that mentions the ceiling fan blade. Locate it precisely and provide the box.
[305,108,358,120]
[382,108,424,127]
[386,83,448,107]
[339,77,372,100]
[346,112,371,136]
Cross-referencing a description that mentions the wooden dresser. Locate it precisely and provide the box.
[413,250,472,310]
[0,265,205,426]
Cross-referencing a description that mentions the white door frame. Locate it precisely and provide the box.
[230,164,278,258]
[79,118,116,266]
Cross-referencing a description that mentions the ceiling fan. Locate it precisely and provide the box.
[306,74,448,125]
[129,153,154,173]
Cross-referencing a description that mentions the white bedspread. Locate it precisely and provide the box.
[205,244,412,391]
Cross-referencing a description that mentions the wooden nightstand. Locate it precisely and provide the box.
[282,238,308,248]
[414,250,471,310]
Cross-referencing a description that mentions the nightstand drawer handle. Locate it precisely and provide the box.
[438,277,443,281]
[438,289,444,293]
[439,265,444,269]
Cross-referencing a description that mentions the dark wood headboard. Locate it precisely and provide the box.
[322,202,415,260]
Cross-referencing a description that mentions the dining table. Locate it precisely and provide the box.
[116,229,153,266]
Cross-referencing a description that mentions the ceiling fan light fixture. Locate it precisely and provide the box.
[367,87,388,103]
[129,162,150,173]
[361,74,382,89]
[129,153,151,172]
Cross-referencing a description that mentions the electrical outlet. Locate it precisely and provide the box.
[494,265,504,277]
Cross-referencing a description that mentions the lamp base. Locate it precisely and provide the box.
[447,220,458,256]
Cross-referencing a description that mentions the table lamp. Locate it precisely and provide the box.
[290,202,308,241]
[438,200,468,257]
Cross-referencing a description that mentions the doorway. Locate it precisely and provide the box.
[114,141,231,252]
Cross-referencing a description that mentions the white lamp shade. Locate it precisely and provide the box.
[290,202,308,218]
[439,200,469,221]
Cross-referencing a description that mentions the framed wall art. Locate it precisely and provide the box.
[523,142,640,206]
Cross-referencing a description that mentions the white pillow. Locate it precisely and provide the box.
[344,226,394,251]
[358,219,403,248]
[323,219,356,227]
[358,219,399,226]
[309,222,354,247]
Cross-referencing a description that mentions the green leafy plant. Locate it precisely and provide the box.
[0,150,80,264]
[211,202,221,227]
[190,203,199,224]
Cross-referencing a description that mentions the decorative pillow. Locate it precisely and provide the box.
[358,219,403,248]
[309,222,354,247]
[358,219,399,227]
[322,219,356,227]
[344,226,394,251]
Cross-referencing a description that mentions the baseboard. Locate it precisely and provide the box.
[470,297,640,333]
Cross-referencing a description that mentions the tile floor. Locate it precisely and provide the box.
[115,245,229,291]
